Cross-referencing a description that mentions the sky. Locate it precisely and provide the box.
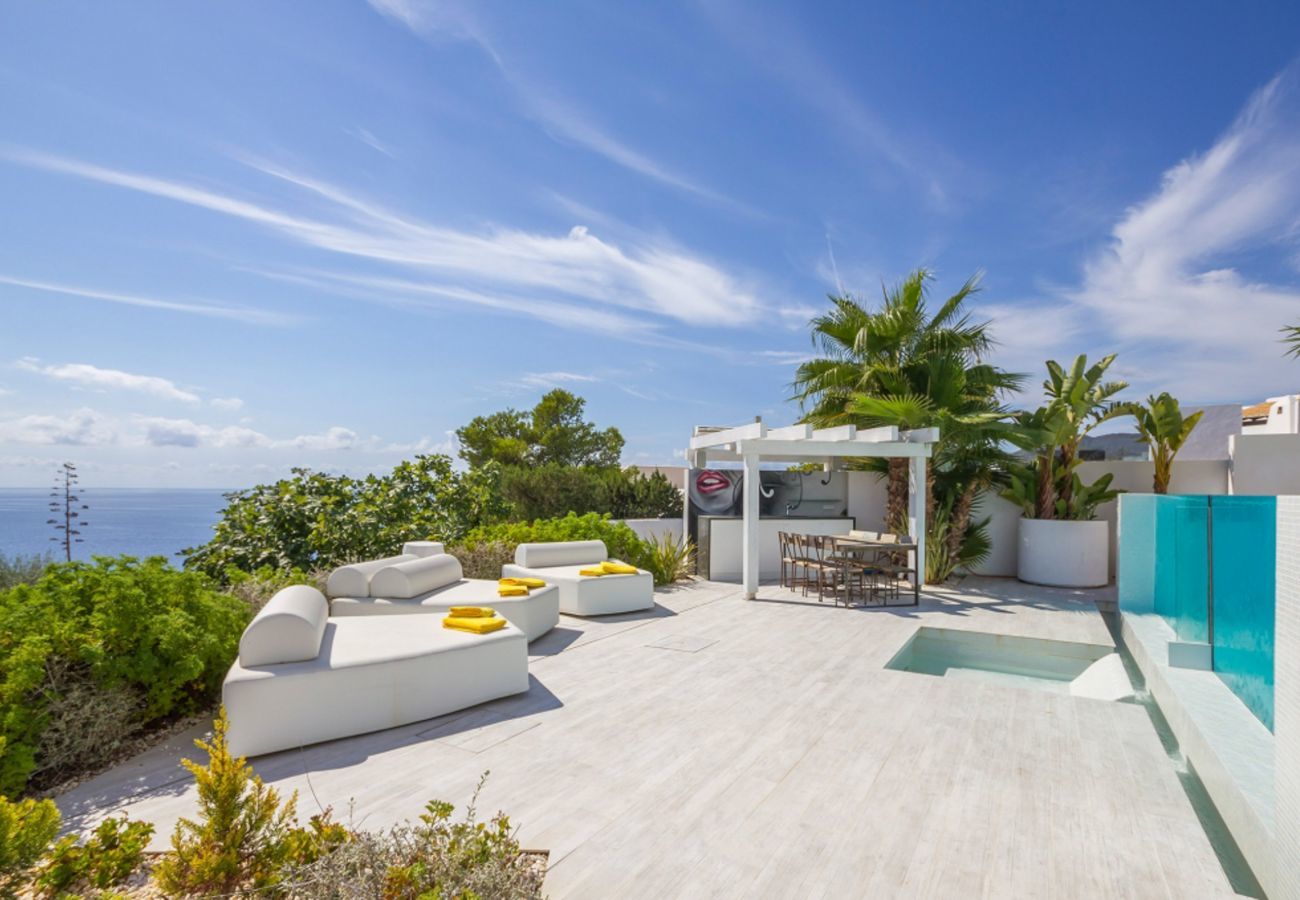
[2,1,1300,488]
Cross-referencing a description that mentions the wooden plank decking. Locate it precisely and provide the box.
[56,577,1238,898]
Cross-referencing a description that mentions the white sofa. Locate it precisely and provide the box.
[223,585,528,758]
[326,550,559,642]
[501,540,654,617]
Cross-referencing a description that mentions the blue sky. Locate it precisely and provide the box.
[3,1,1300,487]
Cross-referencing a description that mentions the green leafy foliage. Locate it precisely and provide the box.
[1283,321,1300,359]
[0,773,61,895]
[285,773,544,900]
[154,711,299,896]
[1004,353,1129,520]
[35,816,154,896]
[184,455,509,581]
[636,533,696,585]
[457,388,624,469]
[500,465,682,522]
[0,558,249,796]
[0,553,51,592]
[1114,392,1203,493]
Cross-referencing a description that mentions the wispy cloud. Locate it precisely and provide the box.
[517,371,601,390]
[0,408,117,446]
[364,0,757,215]
[350,126,396,158]
[4,148,766,332]
[210,396,244,412]
[1026,66,1300,401]
[16,357,201,404]
[0,274,293,326]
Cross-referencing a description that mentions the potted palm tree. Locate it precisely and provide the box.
[1117,393,1202,493]
[1003,354,1126,587]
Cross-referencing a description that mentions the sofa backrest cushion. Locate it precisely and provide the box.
[370,553,464,599]
[326,554,416,598]
[401,541,445,558]
[515,540,608,569]
[239,585,329,667]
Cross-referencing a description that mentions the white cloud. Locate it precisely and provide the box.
[517,371,600,390]
[287,426,360,451]
[16,357,201,404]
[351,127,395,158]
[0,408,117,445]
[210,396,244,411]
[5,149,767,331]
[136,416,271,449]
[1051,68,1300,400]
[0,274,294,325]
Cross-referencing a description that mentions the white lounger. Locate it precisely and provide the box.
[223,585,528,758]
[327,552,559,642]
[502,540,654,617]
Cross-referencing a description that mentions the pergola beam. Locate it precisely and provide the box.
[731,439,932,459]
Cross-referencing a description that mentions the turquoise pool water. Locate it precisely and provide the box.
[885,627,1112,695]
[1118,494,1275,731]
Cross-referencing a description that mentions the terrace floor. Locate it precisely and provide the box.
[58,577,1239,898]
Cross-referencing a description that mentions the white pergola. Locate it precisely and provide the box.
[686,422,938,600]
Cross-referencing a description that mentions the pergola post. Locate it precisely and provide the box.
[908,454,927,594]
[742,451,760,599]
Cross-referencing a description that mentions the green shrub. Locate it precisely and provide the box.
[285,773,544,900]
[35,816,154,896]
[456,512,645,568]
[638,533,696,586]
[0,553,51,591]
[224,566,327,615]
[0,557,249,796]
[451,541,517,580]
[0,775,61,894]
[184,456,509,582]
[500,465,683,522]
[154,711,299,896]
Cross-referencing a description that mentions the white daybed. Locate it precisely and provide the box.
[223,584,528,758]
[326,547,559,642]
[501,540,654,617]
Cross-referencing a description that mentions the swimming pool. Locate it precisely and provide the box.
[1118,494,1276,731]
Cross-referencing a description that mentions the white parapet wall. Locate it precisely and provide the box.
[618,518,684,545]
[1276,497,1300,900]
[1233,434,1300,495]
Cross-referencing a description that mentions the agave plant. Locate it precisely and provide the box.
[1115,392,1203,494]
[1005,353,1129,520]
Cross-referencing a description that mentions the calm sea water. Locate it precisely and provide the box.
[0,488,230,563]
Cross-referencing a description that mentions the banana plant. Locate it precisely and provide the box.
[1003,353,1129,520]
[1115,392,1203,494]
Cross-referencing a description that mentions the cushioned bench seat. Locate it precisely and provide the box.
[224,586,528,758]
[502,540,654,617]
[330,580,559,642]
[324,549,559,642]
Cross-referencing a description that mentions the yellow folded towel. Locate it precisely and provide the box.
[600,561,639,575]
[578,567,606,577]
[449,606,496,617]
[497,584,529,597]
[499,577,547,589]
[443,615,508,634]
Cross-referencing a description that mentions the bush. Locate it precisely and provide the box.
[0,776,61,894]
[35,816,154,896]
[285,773,544,900]
[637,533,696,586]
[154,711,300,896]
[184,456,509,582]
[0,557,249,796]
[500,465,683,522]
[456,512,646,569]
[224,566,327,615]
[452,541,517,580]
[0,553,51,591]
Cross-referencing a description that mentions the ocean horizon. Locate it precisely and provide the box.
[0,487,231,563]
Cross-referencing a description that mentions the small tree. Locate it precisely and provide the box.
[46,462,88,562]
[1283,322,1300,358]
[154,711,297,896]
[1117,393,1203,494]
[456,390,624,469]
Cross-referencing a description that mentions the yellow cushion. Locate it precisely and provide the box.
[497,584,529,597]
[500,577,546,589]
[443,615,508,634]
[449,606,495,617]
[578,567,606,577]
[600,561,639,575]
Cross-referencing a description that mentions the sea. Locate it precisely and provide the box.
[0,488,230,563]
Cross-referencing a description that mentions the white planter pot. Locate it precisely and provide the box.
[1016,518,1109,588]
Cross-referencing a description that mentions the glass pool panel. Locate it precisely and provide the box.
[1153,495,1209,643]
[1210,496,1276,732]
[1117,494,1157,613]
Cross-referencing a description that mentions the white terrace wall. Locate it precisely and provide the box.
[1276,497,1300,900]
[1232,434,1300,495]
